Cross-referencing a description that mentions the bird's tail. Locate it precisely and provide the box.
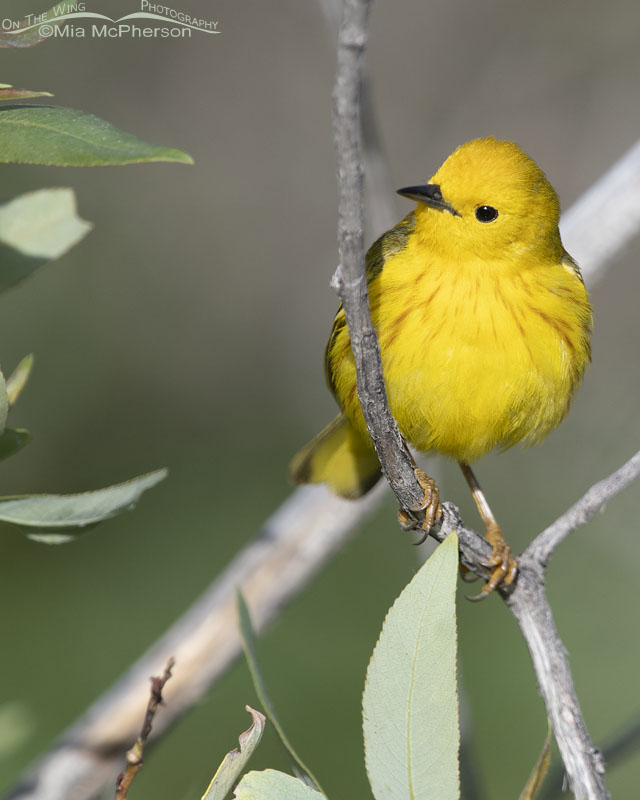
[289,414,381,499]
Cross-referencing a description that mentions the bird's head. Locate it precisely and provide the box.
[398,137,563,268]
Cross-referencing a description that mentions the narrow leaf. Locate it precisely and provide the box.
[0,105,194,166]
[0,370,7,436]
[0,468,167,541]
[234,770,325,800]
[6,355,34,407]
[201,706,266,800]
[363,532,461,800]
[0,89,53,101]
[236,591,324,794]
[0,190,91,291]
[0,428,31,461]
[518,721,552,800]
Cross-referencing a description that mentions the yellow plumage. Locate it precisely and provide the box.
[290,138,591,498]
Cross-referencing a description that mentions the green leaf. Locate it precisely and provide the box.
[0,88,53,101]
[6,355,34,408]
[0,190,91,291]
[518,721,552,800]
[237,592,324,795]
[363,532,460,800]
[201,706,266,800]
[0,428,31,461]
[0,468,167,542]
[0,369,8,436]
[234,770,325,800]
[0,105,194,166]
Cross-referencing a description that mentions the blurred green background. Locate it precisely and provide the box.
[0,0,639,798]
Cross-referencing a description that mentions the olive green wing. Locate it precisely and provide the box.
[561,250,585,284]
[364,210,416,284]
[325,211,416,396]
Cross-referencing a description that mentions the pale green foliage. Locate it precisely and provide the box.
[0,86,53,100]
[0,189,91,291]
[236,591,324,793]
[518,722,552,800]
[0,86,188,538]
[200,707,265,800]
[0,106,193,166]
[363,532,460,800]
[0,368,7,437]
[6,355,34,407]
[0,469,167,542]
[234,770,325,800]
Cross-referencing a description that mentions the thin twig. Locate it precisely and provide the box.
[115,658,174,800]
[525,447,640,567]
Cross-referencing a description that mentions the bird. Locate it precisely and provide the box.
[290,137,592,597]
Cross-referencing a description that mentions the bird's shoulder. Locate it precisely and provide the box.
[324,212,416,396]
[365,211,416,284]
[560,250,585,284]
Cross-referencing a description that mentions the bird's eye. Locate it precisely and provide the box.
[475,205,498,223]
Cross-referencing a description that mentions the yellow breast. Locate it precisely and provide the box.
[328,233,591,463]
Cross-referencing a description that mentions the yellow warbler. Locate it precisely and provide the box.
[290,137,591,594]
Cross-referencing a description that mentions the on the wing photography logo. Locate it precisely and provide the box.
[1,1,220,39]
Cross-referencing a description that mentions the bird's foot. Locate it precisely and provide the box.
[467,522,518,602]
[397,468,442,544]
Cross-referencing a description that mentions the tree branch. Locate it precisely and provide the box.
[506,567,608,798]
[525,447,640,567]
[542,711,640,799]
[560,138,640,285]
[331,0,426,516]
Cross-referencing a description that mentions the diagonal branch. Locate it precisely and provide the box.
[525,447,640,567]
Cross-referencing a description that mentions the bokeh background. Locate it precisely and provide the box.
[0,1,639,798]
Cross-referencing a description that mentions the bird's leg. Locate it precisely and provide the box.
[397,465,442,545]
[458,461,518,600]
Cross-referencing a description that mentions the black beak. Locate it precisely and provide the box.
[396,183,460,217]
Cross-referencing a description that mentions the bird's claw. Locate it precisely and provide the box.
[397,468,442,545]
[459,564,480,583]
[467,523,518,601]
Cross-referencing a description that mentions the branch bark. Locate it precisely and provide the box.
[525,448,640,567]
[331,0,424,515]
